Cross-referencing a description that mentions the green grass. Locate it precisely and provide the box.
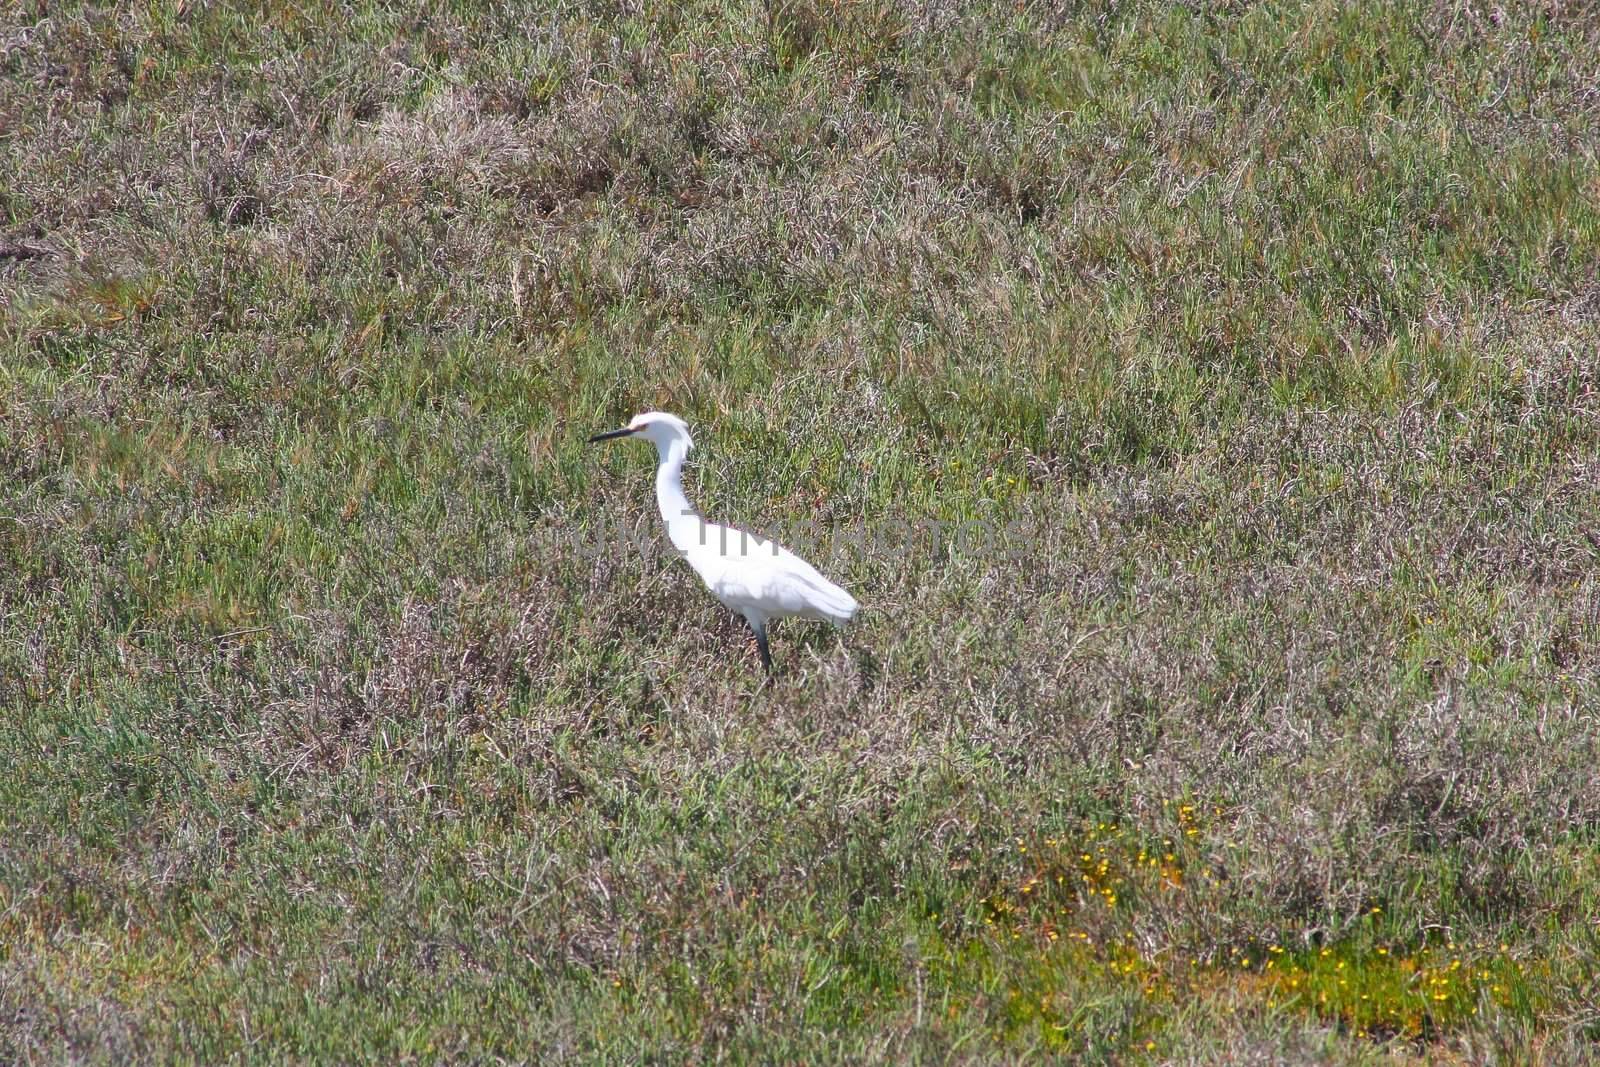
[5,0,1600,1062]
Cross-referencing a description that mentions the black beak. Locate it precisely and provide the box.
[588,426,636,443]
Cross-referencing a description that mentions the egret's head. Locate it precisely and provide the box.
[588,411,694,454]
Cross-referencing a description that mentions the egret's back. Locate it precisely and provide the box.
[684,523,858,625]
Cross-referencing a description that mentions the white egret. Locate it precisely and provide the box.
[588,411,858,672]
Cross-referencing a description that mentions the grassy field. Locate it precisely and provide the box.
[4,1,1600,1062]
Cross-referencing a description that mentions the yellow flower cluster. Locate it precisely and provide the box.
[965,806,1539,1050]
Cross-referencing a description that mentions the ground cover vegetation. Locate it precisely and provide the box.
[3,1,1600,1062]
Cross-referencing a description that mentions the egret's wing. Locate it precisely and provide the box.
[686,523,858,623]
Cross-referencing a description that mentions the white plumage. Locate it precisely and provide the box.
[588,411,858,671]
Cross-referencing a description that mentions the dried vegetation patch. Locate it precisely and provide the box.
[4,1,1600,1062]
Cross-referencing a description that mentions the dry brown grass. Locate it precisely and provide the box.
[4,1,1600,1062]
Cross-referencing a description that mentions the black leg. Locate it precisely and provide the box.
[747,617,773,673]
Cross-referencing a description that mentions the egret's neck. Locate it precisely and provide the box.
[654,439,700,549]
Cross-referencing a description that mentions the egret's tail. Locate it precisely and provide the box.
[803,573,859,625]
